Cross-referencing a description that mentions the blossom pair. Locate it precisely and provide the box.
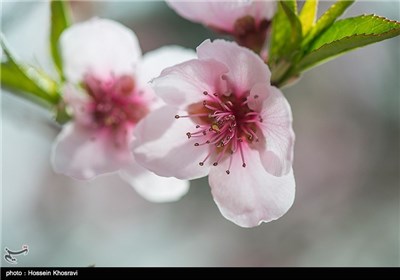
[53,13,295,227]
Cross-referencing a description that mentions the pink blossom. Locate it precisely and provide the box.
[132,39,295,227]
[51,18,195,202]
[167,0,276,52]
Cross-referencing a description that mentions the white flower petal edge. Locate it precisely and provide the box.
[137,45,197,110]
[256,84,295,176]
[197,39,270,94]
[51,123,133,180]
[209,148,295,228]
[139,45,196,87]
[60,18,141,83]
[120,161,190,203]
[152,58,228,108]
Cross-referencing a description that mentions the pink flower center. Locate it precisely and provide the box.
[176,90,263,174]
[84,74,149,130]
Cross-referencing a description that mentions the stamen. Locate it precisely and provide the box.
[211,111,232,120]
[199,151,212,166]
[241,125,259,142]
[208,130,229,145]
[194,140,210,146]
[238,140,246,168]
[243,118,262,124]
[185,88,263,171]
[245,112,260,117]
[213,143,229,166]
[204,103,221,111]
[241,98,249,106]
[203,91,231,112]
[187,129,208,138]
[175,113,209,119]
[226,154,233,175]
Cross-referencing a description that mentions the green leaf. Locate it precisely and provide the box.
[299,0,319,36]
[1,34,59,105]
[269,1,302,65]
[297,15,400,71]
[310,14,400,50]
[50,0,71,80]
[284,0,298,14]
[302,0,354,47]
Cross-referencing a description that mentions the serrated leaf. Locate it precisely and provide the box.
[269,1,302,65]
[1,34,59,104]
[297,15,400,71]
[299,0,319,36]
[310,14,400,50]
[302,0,354,47]
[50,0,71,80]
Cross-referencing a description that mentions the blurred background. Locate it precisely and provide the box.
[1,1,399,267]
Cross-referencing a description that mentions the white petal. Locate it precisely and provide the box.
[152,58,228,108]
[209,147,295,228]
[197,39,271,95]
[61,18,141,83]
[258,86,295,176]
[132,106,211,180]
[51,123,133,180]
[167,1,275,32]
[247,0,276,22]
[139,45,196,85]
[120,161,190,203]
[138,46,197,110]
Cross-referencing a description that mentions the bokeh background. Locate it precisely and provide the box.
[1,1,399,267]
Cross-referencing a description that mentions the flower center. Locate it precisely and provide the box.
[175,91,263,174]
[84,75,149,130]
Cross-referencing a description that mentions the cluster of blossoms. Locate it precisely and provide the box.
[4,0,400,228]
[0,0,296,228]
[5,0,399,227]
[45,1,295,228]
[7,0,342,227]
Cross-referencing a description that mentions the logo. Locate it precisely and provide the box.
[4,245,29,265]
